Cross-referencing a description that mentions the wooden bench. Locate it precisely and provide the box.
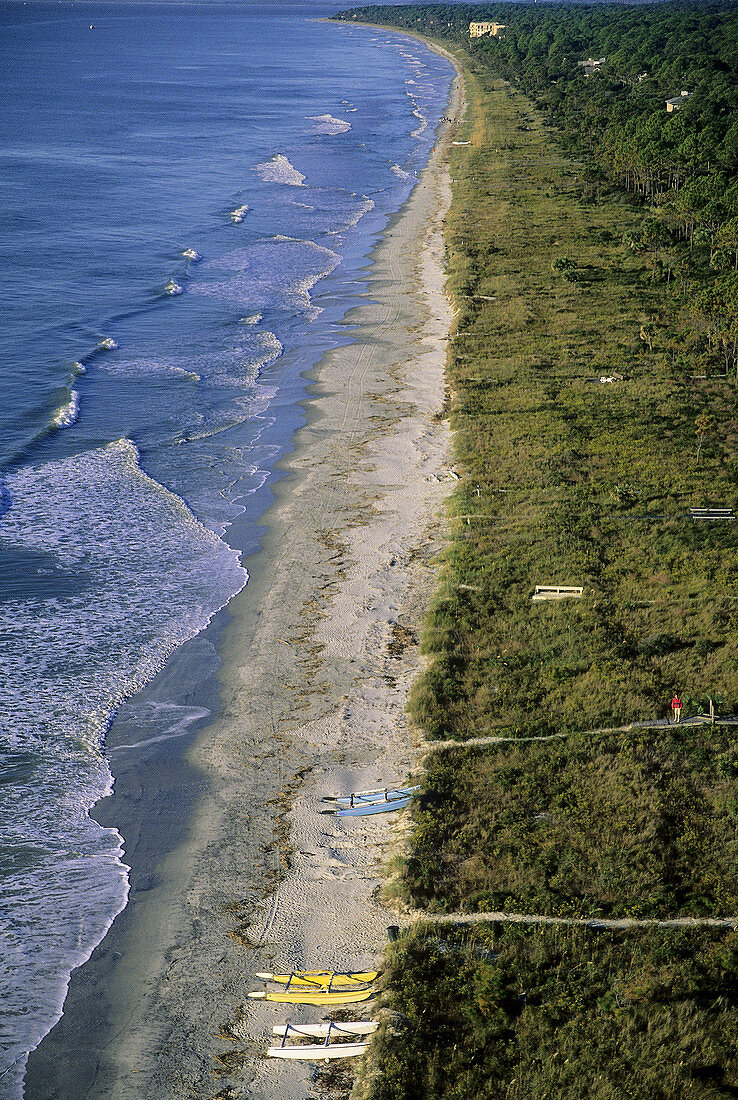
[532,585,584,601]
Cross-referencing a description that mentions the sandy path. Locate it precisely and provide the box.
[398,911,738,931]
[30,47,463,1100]
[423,715,738,753]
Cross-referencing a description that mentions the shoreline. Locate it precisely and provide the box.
[26,43,464,1100]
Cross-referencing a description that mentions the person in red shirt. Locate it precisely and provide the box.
[671,694,682,723]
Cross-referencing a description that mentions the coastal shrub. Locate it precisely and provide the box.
[405,729,738,918]
[366,924,738,1100]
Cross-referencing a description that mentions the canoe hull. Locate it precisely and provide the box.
[271,1022,377,1038]
[336,796,411,817]
[267,1041,368,1060]
[248,988,374,1005]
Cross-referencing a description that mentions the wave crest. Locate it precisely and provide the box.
[254,153,305,187]
[307,114,351,136]
[52,390,80,428]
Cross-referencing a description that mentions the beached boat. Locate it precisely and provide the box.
[323,785,419,807]
[267,1020,376,1061]
[248,987,375,1006]
[255,969,379,989]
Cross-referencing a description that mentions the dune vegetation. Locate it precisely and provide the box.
[331,4,738,1096]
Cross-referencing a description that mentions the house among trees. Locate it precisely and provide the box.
[577,56,606,76]
[665,90,691,112]
[469,21,506,38]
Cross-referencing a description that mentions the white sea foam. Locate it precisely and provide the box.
[328,197,375,235]
[307,113,351,136]
[96,337,118,351]
[52,390,80,428]
[191,237,340,319]
[411,113,428,139]
[0,438,246,747]
[110,703,210,756]
[229,203,249,224]
[238,312,263,325]
[163,278,183,296]
[72,361,86,375]
[181,248,201,261]
[254,153,306,186]
[206,331,283,387]
[391,164,411,180]
[0,438,246,1086]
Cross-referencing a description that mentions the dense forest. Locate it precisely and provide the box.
[336,2,738,375]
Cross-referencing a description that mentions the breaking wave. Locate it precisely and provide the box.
[52,390,80,428]
[254,153,306,186]
[307,114,351,135]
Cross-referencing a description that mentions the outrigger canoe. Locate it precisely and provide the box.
[323,785,419,807]
[267,1020,376,1061]
[248,988,375,1006]
[254,970,379,990]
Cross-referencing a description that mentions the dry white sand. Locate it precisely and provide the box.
[34,47,463,1100]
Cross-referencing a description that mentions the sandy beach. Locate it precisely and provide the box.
[26,45,463,1100]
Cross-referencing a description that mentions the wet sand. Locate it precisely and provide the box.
[26,45,463,1100]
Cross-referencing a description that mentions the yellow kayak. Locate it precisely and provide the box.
[254,970,379,990]
[247,988,375,1006]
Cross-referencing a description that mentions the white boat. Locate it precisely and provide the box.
[267,1020,375,1061]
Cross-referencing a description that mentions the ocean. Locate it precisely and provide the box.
[0,0,453,1091]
